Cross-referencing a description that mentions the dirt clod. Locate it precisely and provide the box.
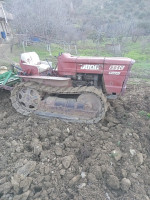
[106,175,120,190]
[62,155,73,169]
[121,178,131,191]
[111,149,122,161]
[55,147,63,156]
[69,175,81,186]
[0,83,150,199]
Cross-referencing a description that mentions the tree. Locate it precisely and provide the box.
[6,0,77,42]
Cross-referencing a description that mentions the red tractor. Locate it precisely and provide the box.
[10,52,135,123]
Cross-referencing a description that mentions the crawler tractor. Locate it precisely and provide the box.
[0,52,135,123]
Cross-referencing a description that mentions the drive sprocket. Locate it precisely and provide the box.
[11,82,41,115]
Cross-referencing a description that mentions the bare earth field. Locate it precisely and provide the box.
[0,82,150,200]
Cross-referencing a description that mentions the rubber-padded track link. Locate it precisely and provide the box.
[11,82,108,123]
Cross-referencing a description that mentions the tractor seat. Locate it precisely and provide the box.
[20,52,52,73]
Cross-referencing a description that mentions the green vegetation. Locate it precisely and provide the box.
[123,38,150,77]
[139,110,150,119]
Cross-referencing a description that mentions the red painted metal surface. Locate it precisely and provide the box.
[19,75,72,87]
[20,61,39,75]
[20,61,50,76]
[57,53,135,95]
[57,53,104,76]
[103,57,135,94]
[19,53,135,95]
[57,53,77,76]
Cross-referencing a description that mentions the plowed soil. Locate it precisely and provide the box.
[0,82,150,200]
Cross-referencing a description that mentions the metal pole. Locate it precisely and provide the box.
[75,45,77,55]
[22,41,25,52]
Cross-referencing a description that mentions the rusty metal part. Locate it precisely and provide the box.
[11,83,40,115]
[11,82,108,123]
[77,93,102,112]
[37,96,97,120]
[17,87,40,112]
[19,75,72,87]
[0,85,13,90]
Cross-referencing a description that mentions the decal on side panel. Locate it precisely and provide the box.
[109,71,120,75]
[109,65,125,70]
[80,64,102,70]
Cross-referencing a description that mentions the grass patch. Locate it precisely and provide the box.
[23,45,50,59]
[128,78,150,85]
[131,61,150,76]
[139,110,150,119]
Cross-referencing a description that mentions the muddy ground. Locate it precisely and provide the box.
[0,82,150,200]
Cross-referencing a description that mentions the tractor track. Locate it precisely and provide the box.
[10,81,108,124]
